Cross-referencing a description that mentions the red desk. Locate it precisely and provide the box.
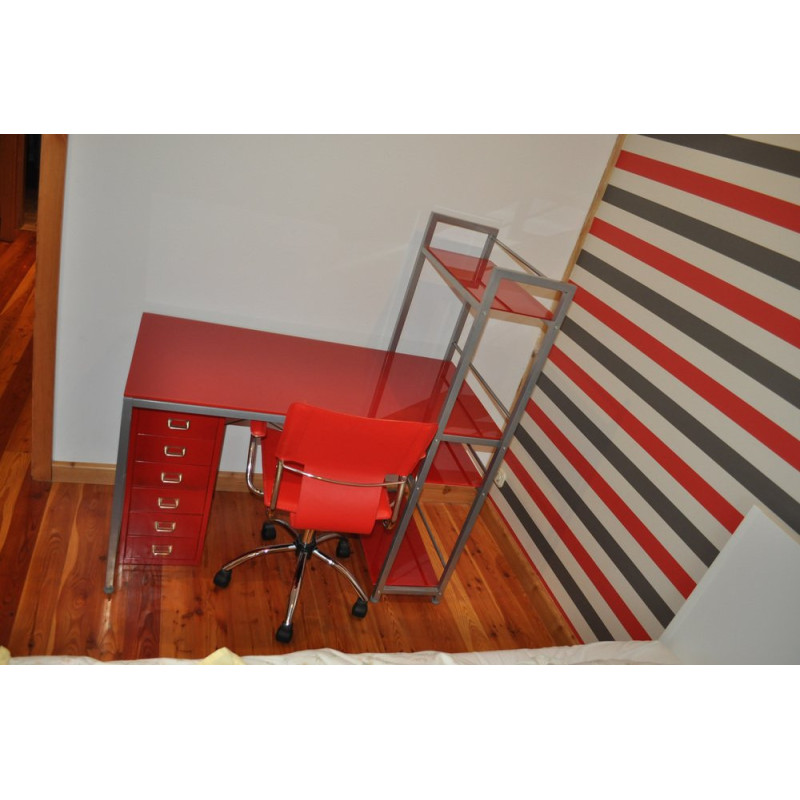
[105,313,500,593]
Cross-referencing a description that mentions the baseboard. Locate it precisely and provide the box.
[52,461,116,485]
[51,462,477,502]
[51,463,261,492]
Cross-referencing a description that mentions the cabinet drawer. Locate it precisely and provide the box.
[123,535,201,564]
[129,487,207,515]
[131,461,212,491]
[121,408,224,568]
[135,409,221,439]
[133,433,218,465]
[126,511,203,540]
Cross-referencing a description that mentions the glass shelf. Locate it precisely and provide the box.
[428,247,552,320]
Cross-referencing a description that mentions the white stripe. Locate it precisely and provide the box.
[623,134,800,206]
[573,254,800,465]
[542,339,733,560]
[534,366,720,578]
[594,198,800,321]
[607,166,800,261]
[582,232,800,405]
[516,414,668,638]
[566,302,800,503]
[533,387,701,607]
[494,467,615,643]
[552,323,772,532]
[506,438,638,640]
[554,310,743,514]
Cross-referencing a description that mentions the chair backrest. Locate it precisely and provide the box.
[276,403,437,534]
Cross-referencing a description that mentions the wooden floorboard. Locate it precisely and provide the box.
[0,229,579,661]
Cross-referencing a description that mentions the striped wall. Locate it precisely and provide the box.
[492,134,800,642]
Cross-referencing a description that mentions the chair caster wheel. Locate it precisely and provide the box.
[336,538,351,558]
[213,569,232,588]
[352,598,368,618]
[276,623,293,643]
[261,522,277,541]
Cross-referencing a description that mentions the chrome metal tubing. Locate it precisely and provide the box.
[268,460,284,514]
[416,504,447,568]
[221,523,370,627]
[311,548,369,602]
[451,343,510,419]
[314,531,348,547]
[280,461,408,490]
[221,541,298,572]
[493,237,545,277]
[283,538,312,627]
[245,434,264,496]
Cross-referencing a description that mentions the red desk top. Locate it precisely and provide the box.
[125,314,501,440]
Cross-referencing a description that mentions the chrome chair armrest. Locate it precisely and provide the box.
[279,462,408,490]
[276,462,415,526]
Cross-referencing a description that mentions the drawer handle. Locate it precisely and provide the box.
[167,418,190,431]
[151,545,174,556]
[160,471,183,484]
[157,497,180,510]
[164,445,187,458]
[154,521,177,533]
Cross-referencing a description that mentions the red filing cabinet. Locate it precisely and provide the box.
[120,409,225,565]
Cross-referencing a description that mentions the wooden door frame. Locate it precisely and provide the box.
[31,134,68,482]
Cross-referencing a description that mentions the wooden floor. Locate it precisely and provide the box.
[0,230,578,661]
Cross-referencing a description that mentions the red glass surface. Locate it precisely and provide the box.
[359,517,439,588]
[125,314,501,440]
[427,441,483,487]
[428,247,552,319]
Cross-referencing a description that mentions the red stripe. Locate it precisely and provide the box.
[617,150,800,234]
[505,449,650,639]
[549,343,743,532]
[572,286,800,475]
[527,400,696,598]
[590,217,800,348]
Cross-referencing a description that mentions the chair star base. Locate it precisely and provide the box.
[213,524,370,644]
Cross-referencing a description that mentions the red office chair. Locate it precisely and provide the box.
[213,402,437,644]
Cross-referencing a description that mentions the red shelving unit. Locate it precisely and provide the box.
[360,516,439,589]
[361,442,484,590]
[370,212,575,602]
[426,440,483,487]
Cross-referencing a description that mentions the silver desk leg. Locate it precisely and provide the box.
[104,399,133,594]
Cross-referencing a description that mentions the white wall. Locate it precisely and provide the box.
[53,135,615,471]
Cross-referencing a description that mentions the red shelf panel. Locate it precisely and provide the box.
[428,247,552,320]
[360,516,438,588]
[428,441,483,487]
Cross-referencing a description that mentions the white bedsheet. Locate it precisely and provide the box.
[2,640,678,665]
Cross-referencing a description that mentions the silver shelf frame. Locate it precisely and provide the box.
[370,212,575,602]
